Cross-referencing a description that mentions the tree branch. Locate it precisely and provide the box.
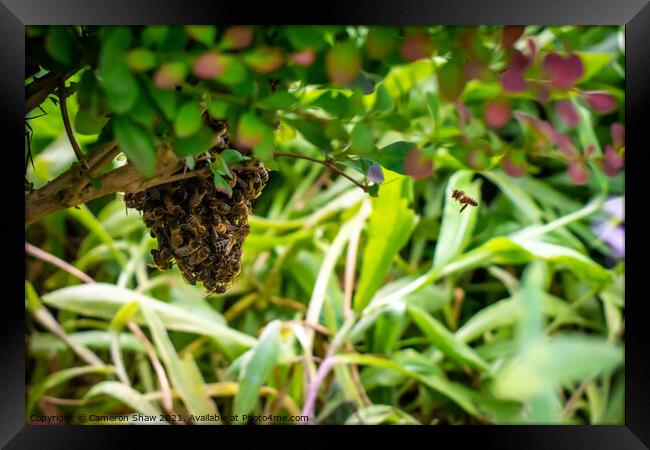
[26,69,80,115]
[273,152,368,192]
[58,80,88,169]
[25,146,209,225]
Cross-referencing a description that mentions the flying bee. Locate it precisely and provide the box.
[451,189,478,213]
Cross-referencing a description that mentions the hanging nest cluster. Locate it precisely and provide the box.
[124,123,268,294]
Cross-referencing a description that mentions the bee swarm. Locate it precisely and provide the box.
[125,152,268,294]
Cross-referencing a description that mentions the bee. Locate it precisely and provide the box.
[176,260,197,285]
[186,215,208,238]
[216,267,235,281]
[175,243,198,257]
[212,221,227,236]
[125,191,147,210]
[451,189,478,213]
[151,248,173,270]
[247,167,268,199]
[232,200,250,218]
[210,201,231,215]
[143,207,164,225]
[147,188,161,202]
[190,188,207,210]
[214,239,229,253]
[170,224,184,250]
[189,246,210,266]
[164,195,183,217]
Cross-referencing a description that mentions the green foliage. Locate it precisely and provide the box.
[25,25,624,426]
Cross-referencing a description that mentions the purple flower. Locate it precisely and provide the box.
[367,163,384,184]
[592,196,624,258]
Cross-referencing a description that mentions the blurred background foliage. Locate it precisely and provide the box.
[25,25,624,425]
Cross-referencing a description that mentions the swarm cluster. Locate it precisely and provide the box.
[125,157,268,294]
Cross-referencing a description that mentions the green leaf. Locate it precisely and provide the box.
[207,99,229,119]
[371,302,405,354]
[575,52,615,84]
[210,153,232,178]
[27,366,115,418]
[45,26,76,66]
[284,119,331,151]
[173,125,214,157]
[84,381,162,417]
[484,170,542,224]
[236,113,272,147]
[514,239,611,284]
[212,172,233,197]
[127,93,157,128]
[146,81,178,120]
[75,109,108,135]
[345,405,420,425]
[140,303,219,421]
[29,331,146,357]
[185,25,217,47]
[515,261,547,350]
[174,101,203,138]
[112,115,156,177]
[286,26,328,51]
[126,48,157,72]
[373,84,394,113]
[310,91,351,117]
[350,122,375,154]
[354,170,417,312]
[258,92,298,110]
[492,335,623,401]
[109,301,140,331]
[41,283,257,360]
[335,353,481,419]
[221,149,250,165]
[214,54,248,85]
[437,56,467,101]
[142,26,170,48]
[233,320,281,420]
[99,27,140,113]
[370,141,413,174]
[407,304,490,372]
[433,171,481,268]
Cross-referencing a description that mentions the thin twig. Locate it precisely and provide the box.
[301,316,356,422]
[274,152,368,192]
[562,379,592,419]
[25,242,95,284]
[127,321,176,417]
[58,81,88,170]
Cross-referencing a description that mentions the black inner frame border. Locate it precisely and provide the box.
[3,0,649,448]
